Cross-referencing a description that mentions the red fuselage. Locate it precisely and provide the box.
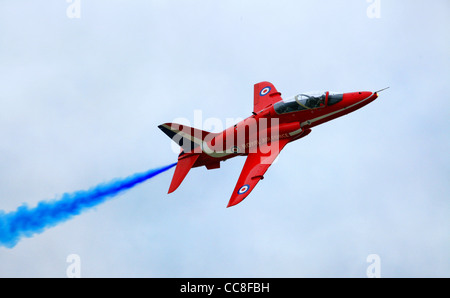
[190,91,378,169]
[159,82,380,207]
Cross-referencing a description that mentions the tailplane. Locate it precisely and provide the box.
[168,154,199,193]
[159,123,215,193]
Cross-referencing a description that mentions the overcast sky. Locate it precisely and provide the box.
[0,0,449,277]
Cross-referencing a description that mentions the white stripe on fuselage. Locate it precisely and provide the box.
[300,92,374,127]
[175,94,374,158]
[202,127,303,158]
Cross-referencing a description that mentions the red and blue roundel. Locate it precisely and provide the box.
[259,86,271,96]
[237,184,250,195]
[231,146,240,153]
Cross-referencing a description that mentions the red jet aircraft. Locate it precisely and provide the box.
[159,81,385,207]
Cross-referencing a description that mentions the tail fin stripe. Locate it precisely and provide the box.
[158,123,214,153]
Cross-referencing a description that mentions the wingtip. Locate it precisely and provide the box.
[226,196,238,208]
[227,196,245,208]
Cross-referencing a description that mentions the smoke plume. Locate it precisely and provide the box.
[0,163,177,248]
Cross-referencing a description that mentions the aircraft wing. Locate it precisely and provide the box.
[253,81,283,114]
[227,138,290,207]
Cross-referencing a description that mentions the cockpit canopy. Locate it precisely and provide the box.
[274,91,343,114]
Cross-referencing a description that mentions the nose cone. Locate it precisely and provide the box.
[342,91,377,108]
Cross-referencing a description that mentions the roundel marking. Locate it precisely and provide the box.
[237,184,250,195]
[260,86,271,96]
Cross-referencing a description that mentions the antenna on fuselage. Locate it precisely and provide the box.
[375,87,390,94]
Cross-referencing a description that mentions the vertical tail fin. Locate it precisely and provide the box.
[158,123,215,153]
[158,123,215,193]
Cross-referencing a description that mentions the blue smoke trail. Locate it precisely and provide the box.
[0,162,177,248]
